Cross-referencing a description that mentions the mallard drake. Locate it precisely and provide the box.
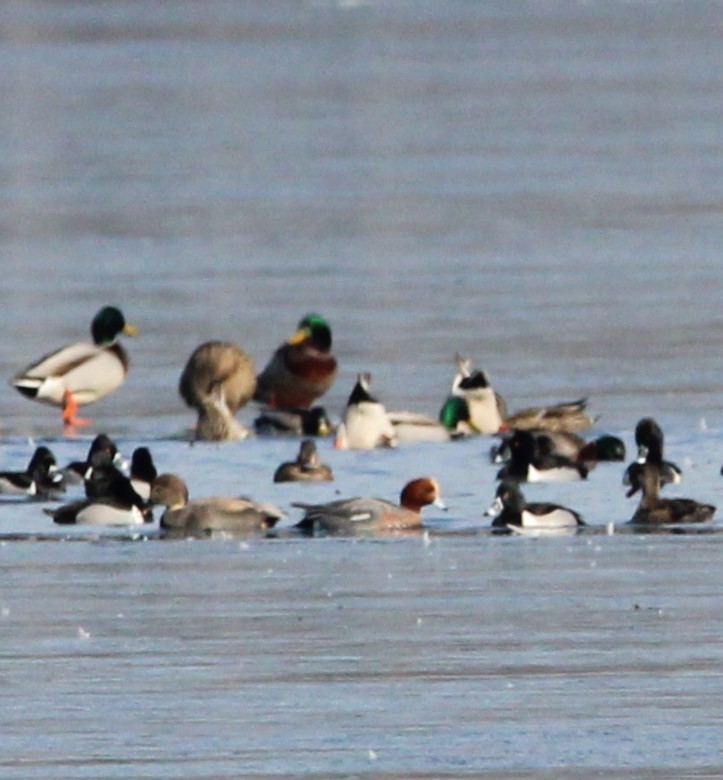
[253,313,337,409]
[11,306,138,428]
[496,429,589,482]
[440,355,595,435]
[293,477,445,535]
[441,355,507,435]
[0,446,64,498]
[129,447,158,501]
[485,480,584,531]
[623,417,682,497]
[254,406,334,437]
[273,439,334,483]
[335,373,398,450]
[630,463,714,526]
[179,341,256,441]
[150,473,284,538]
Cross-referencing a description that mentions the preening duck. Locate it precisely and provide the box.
[178,340,256,441]
[440,355,595,436]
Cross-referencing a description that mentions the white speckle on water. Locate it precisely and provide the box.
[78,627,91,640]
[368,749,378,761]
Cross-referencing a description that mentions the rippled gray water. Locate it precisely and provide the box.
[2,1,723,777]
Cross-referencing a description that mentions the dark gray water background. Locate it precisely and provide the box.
[1,1,723,777]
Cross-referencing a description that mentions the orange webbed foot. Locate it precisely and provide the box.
[62,391,92,428]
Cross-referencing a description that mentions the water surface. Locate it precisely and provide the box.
[1,1,723,777]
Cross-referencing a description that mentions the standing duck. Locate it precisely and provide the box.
[623,417,682,497]
[293,477,445,535]
[485,480,584,531]
[11,306,139,428]
[335,373,398,450]
[150,473,284,538]
[179,341,256,441]
[273,439,333,483]
[0,446,64,498]
[630,463,714,526]
[253,313,337,409]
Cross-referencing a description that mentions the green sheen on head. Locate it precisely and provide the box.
[91,306,127,345]
[298,313,332,350]
[439,396,470,430]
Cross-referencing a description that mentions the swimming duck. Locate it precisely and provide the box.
[130,447,158,501]
[485,480,584,531]
[293,477,445,535]
[623,417,682,497]
[0,446,64,498]
[179,341,256,441]
[11,306,139,428]
[82,445,145,508]
[334,373,398,450]
[45,455,151,526]
[253,313,337,409]
[149,473,284,537]
[630,463,714,526]
[60,433,124,486]
[491,430,625,466]
[254,406,334,437]
[273,439,334,483]
[496,429,589,482]
[440,355,595,435]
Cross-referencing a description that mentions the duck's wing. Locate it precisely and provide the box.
[507,398,595,433]
[13,343,99,382]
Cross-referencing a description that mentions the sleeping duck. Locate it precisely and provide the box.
[11,306,139,428]
[253,313,337,409]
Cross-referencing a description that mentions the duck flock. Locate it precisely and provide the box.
[2,305,717,537]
